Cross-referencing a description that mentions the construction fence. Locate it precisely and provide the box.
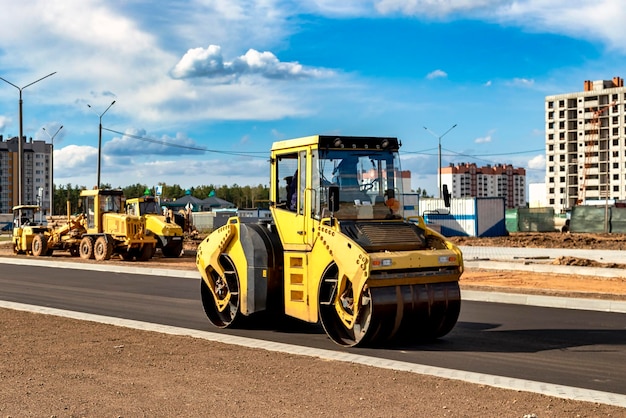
[506,207,555,232]
[569,205,626,233]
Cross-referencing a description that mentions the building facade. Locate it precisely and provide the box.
[545,77,626,213]
[0,135,52,215]
[440,162,526,209]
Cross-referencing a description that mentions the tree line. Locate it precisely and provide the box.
[52,183,270,216]
[52,182,431,216]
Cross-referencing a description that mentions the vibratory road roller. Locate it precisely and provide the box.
[196,135,463,346]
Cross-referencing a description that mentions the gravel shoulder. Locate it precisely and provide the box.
[1,234,625,416]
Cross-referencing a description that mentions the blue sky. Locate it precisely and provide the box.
[1,0,625,196]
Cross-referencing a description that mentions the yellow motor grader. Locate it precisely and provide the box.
[15,189,157,261]
[196,135,463,346]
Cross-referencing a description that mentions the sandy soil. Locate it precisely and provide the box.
[0,232,625,416]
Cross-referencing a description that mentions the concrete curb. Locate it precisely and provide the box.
[462,289,626,313]
[464,260,626,278]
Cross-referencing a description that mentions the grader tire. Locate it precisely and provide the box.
[31,234,48,257]
[79,236,95,259]
[94,236,113,261]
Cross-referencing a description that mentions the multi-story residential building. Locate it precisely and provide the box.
[0,135,52,215]
[545,77,626,212]
[440,162,526,209]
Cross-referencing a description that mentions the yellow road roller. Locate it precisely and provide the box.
[196,135,463,346]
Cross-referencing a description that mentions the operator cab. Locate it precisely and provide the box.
[11,205,41,228]
[273,136,404,221]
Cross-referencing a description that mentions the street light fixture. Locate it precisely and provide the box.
[42,125,63,216]
[424,124,457,198]
[0,72,57,205]
[87,100,116,188]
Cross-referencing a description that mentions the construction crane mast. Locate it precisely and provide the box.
[577,101,616,204]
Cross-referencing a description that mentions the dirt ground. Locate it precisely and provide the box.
[0,233,625,416]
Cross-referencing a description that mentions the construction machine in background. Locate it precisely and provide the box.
[11,205,50,255]
[196,135,463,347]
[14,189,157,261]
[125,195,184,258]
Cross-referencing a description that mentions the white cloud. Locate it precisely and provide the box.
[54,148,271,190]
[170,45,334,81]
[0,116,11,133]
[484,80,492,87]
[373,0,626,53]
[375,0,495,17]
[508,77,535,87]
[474,135,492,144]
[54,145,99,184]
[527,154,546,169]
[104,128,203,156]
[426,69,448,80]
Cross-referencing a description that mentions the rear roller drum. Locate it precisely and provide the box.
[200,255,242,328]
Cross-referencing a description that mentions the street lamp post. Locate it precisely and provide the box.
[0,72,56,205]
[42,125,63,216]
[424,124,457,198]
[87,101,115,188]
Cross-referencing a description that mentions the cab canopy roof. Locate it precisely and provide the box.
[11,205,40,212]
[270,135,400,152]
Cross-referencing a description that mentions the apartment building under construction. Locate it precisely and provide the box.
[545,77,626,212]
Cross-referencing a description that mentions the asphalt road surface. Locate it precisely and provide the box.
[1,262,625,396]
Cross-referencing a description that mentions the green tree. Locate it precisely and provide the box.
[123,183,151,199]
[54,184,85,216]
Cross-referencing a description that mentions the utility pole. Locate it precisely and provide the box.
[424,124,457,198]
[87,100,116,188]
[0,72,56,205]
[42,125,63,216]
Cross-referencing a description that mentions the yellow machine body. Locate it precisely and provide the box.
[126,195,184,257]
[196,135,463,346]
[14,190,156,261]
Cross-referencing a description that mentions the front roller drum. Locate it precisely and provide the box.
[200,255,242,328]
[319,278,461,347]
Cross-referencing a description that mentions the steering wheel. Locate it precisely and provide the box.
[360,178,378,191]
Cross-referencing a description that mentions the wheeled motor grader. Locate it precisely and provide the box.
[14,189,156,261]
[196,135,463,346]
